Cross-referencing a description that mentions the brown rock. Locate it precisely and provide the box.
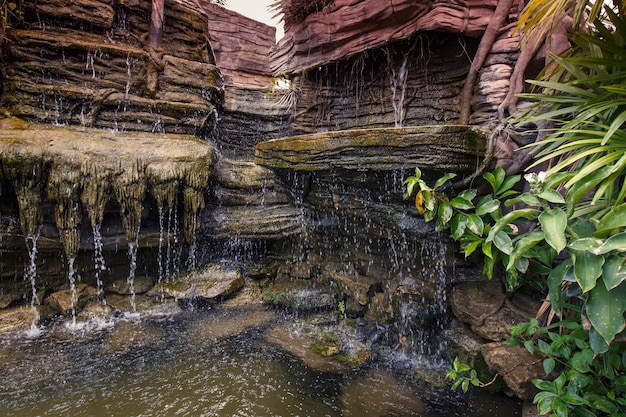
[0,306,39,333]
[44,284,98,316]
[148,264,244,301]
[254,126,486,172]
[481,342,545,399]
[108,276,155,295]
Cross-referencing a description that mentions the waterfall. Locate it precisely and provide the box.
[92,223,106,299]
[24,232,40,308]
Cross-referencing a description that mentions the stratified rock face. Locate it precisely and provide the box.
[254,126,486,172]
[287,34,479,134]
[271,0,520,75]
[3,0,220,135]
[197,0,276,87]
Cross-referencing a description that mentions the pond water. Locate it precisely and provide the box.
[0,309,522,417]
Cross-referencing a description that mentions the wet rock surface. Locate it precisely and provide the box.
[148,264,244,302]
[255,126,487,172]
[0,306,39,332]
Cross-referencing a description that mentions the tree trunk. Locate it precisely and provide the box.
[459,0,515,124]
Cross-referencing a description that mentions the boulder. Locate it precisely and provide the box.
[0,306,39,333]
[44,283,98,317]
[148,264,244,301]
[481,342,546,399]
[108,276,155,295]
[202,204,302,240]
[197,0,276,86]
[451,280,542,342]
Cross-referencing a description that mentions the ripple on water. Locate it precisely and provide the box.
[0,310,521,417]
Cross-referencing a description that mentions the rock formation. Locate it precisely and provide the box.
[0,0,540,407]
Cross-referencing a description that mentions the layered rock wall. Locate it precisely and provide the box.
[288,34,477,134]
[2,0,220,135]
[271,0,522,75]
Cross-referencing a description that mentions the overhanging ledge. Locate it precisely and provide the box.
[254,125,487,172]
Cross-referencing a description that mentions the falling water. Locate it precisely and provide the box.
[92,223,106,299]
[127,240,138,312]
[66,256,79,326]
[24,232,40,308]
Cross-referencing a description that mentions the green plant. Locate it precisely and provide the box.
[406,2,626,416]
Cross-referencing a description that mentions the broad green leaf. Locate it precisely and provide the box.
[547,259,573,314]
[496,175,521,196]
[571,249,604,293]
[482,241,493,259]
[589,328,609,354]
[451,213,468,240]
[603,254,626,290]
[571,348,594,373]
[458,188,477,202]
[560,391,586,406]
[569,237,603,252]
[493,230,513,255]
[466,214,484,236]
[438,201,454,226]
[585,281,626,346]
[539,208,567,253]
[450,196,474,210]
[543,357,555,374]
[462,239,482,258]
[475,197,500,216]
[594,233,626,255]
[483,171,498,193]
[433,173,456,190]
[422,190,437,222]
[504,193,540,207]
[486,209,540,243]
[536,188,566,204]
[596,203,626,237]
[483,252,496,279]
[507,230,545,270]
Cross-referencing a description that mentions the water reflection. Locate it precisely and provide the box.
[0,310,521,417]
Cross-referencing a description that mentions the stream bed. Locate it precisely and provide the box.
[0,308,522,417]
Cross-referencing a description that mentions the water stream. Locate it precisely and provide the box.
[0,309,521,417]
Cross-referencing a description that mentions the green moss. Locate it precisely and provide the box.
[311,332,343,356]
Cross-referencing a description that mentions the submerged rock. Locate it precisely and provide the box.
[339,368,426,417]
[265,321,372,373]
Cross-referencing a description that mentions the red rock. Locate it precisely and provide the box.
[196,0,277,86]
[271,0,522,74]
